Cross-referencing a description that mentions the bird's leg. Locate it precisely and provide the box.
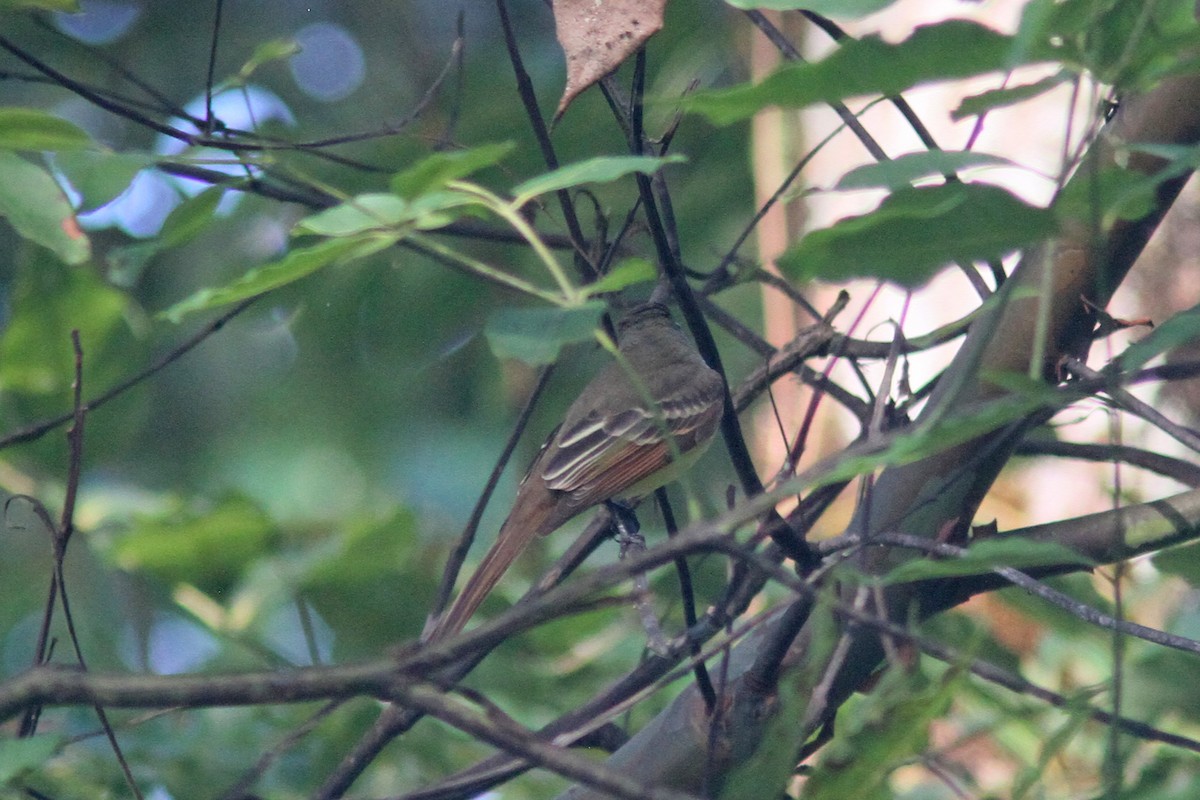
[606,499,641,551]
[605,500,668,655]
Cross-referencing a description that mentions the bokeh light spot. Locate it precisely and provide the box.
[54,0,141,45]
[289,22,366,102]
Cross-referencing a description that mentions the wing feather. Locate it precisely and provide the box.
[542,380,723,501]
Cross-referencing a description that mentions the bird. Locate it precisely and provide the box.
[425,301,725,640]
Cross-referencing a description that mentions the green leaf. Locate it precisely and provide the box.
[812,393,1047,488]
[295,191,469,237]
[779,183,1054,287]
[1153,541,1200,584]
[802,667,960,800]
[1018,0,1200,88]
[391,142,516,198]
[979,370,1069,404]
[54,151,151,211]
[718,593,844,799]
[722,0,896,16]
[109,495,279,595]
[510,155,686,206]
[104,187,226,286]
[686,20,1045,125]
[300,513,422,591]
[105,241,162,288]
[236,38,301,83]
[835,151,1017,191]
[0,108,95,151]
[484,302,607,365]
[1126,141,1200,167]
[0,254,127,396]
[1013,701,1092,800]
[296,194,406,236]
[717,676,808,799]
[161,235,392,322]
[883,538,1090,583]
[1118,302,1200,374]
[0,734,62,785]
[268,510,431,656]
[1054,164,1176,227]
[160,186,224,247]
[0,151,90,264]
[952,71,1072,119]
[584,257,657,296]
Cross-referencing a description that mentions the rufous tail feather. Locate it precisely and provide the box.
[425,482,566,641]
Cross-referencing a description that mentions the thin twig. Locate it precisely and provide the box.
[0,297,260,452]
[37,334,144,798]
[204,0,224,132]
[29,17,191,120]
[271,32,463,150]
[799,10,943,153]
[1066,358,1200,454]
[218,700,343,800]
[657,487,717,710]
[427,366,555,626]
[494,0,593,276]
[871,532,1200,657]
[741,10,888,162]
[388,682,702,800]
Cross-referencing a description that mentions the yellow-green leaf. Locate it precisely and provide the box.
[160,235,392,322]
[0,108,95,151]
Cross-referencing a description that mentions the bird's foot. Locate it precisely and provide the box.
[605,500,642,556]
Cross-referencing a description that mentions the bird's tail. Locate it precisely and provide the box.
[424,482,566,642]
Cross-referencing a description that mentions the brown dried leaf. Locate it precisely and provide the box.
[552,0,667,118]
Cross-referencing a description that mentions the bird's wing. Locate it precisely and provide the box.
[541,381,724,503]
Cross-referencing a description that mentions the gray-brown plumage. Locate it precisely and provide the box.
[426,302,724,640]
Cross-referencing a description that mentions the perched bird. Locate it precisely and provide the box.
[426,301,725,640]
